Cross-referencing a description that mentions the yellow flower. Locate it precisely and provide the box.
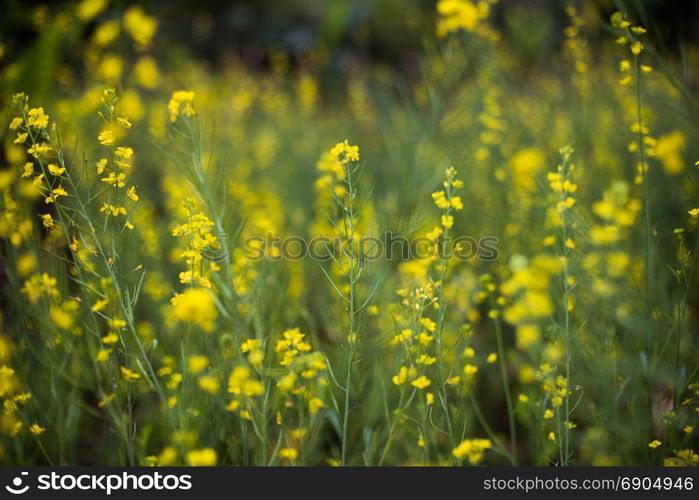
[198,376,220,394]
[95,349,111,362]
[688,208,699,218]
[557,197,576,212]
[655,130,686,174]
[167,373,183,390]
[441,214,454,229]
[510,149,544,190]
[227,366,250,394]
[392,366,409,386]
[98,129,115,145]
[96,158,108,174]
[630,41,643,55]
[416,354,436,365]
[452,438,491,464]
[117,117,132,129]
[279,448,298,461]
[123,6,158,47]
[115,146,134,159]
[170,288,217,332]
[168,91,196,122]
[27,107,49,128]
[101,333,119,344]
[49,305,73,330]
[101,172,126,187]
[188,355,209,375]
[462,363,477,376]
[44,186,68,205]
[47,164,65,176]
[30,423,45,436]
[411,376,431,389]
[591,225,619,246]
[436,0,490,37]
[276,372,296,392]
[76,0,108,21]
[420,318,437,332]
[16,254,36,277]
[9,117,23,130]
[516,324,541,350]
[28,143,52,158]
[21,162,34,178]
[648,440,661,449]
[242,379,264,398]
[432,191,450,210]
[241,339,260,353]
[225,400,240,412]
[248,349,264,367]
[134,57,161,89]
[127,186,139,201]
[426,226,443,240]
[40,214,54,229]
[186,448,217,466]
[330,140,360,164]
[120,366,141,382]
[100,203,127,216]
[309,397,325,414]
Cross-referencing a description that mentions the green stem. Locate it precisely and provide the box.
[436,201,457,461]
[491,298,516,463]
[634,56,653,351]
[559,152,573,466]
[341,159,359,466]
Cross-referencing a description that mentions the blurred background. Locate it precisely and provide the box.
[2,0,698,99]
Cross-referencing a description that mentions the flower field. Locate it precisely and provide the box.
[0,0,698,466]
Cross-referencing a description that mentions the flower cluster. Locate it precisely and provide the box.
[172,198,219,288]
[168,91,196,122]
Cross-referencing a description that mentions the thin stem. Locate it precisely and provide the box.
[558,150,573,466]
[633,53,656,448]
[341,159,359,466]
[436,190,457,461]
[634,55,653,351]
[491,297,516,463]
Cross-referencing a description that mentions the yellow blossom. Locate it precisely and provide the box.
[120,366,141,382]
[411,376,431,389]
[170,288,217,332]
[98,129,115,145]
[168,91,196,122]
[186,448,217,466]
[30,423,45,436]
[452,438,491,464]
